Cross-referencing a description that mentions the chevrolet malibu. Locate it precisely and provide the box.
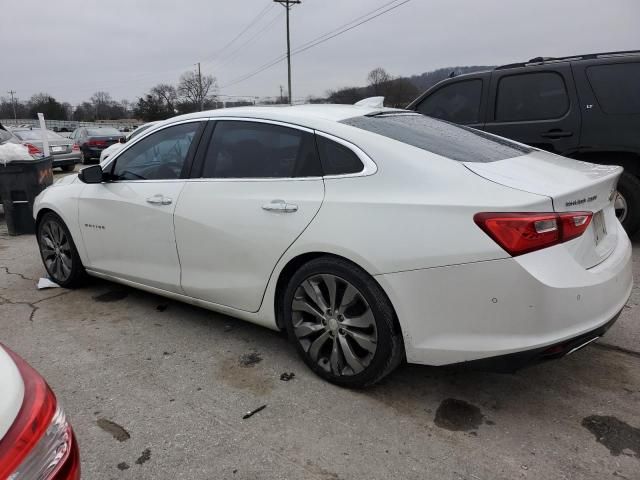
[0,344,80,478]
[33,105,632,387]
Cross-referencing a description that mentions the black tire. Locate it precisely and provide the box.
[81,150,90,165]
[61,164,75,172]
[282,256,404,388]
[616,171,640,236]
[36,212,86,288]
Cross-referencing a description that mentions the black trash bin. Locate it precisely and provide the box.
[0,156,54,235]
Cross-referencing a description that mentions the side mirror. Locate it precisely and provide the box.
[119,137,126,144]
[78,164,104,184]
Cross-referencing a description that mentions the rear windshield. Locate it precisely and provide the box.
[87,128,121,136]
[341,113,532,163]
[13,129,62,141]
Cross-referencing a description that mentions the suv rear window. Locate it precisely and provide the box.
[587,63,640,115]
[495,72,569,122]
[342,113,532,163]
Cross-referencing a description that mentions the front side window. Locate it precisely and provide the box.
[111,122,201,180]
[587,62,640,115]
[495,72,569,122]
[416,79,483,124]
[200,121,322,178]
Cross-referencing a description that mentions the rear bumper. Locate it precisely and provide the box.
[52,153,81,167]
[450,309,621,372]
[376,222,633,366]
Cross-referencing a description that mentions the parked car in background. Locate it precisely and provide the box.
[11,129,80,172]
[33,105,631,387]
[407,51,640,234]
[0,125,22,147]
[100,121,160,163]
[70,126,124,164]
[0,344,80,479]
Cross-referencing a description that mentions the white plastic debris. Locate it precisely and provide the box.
[0,143,33,164]
[37,277,60,289]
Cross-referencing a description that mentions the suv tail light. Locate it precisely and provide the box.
[24,143,42,156]
[474,211,593,256]
[0,346,80,480]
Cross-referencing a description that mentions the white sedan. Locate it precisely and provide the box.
[0,344,80,478]
[33,104,632,387]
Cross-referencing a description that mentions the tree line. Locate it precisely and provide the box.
[0,65,494,123]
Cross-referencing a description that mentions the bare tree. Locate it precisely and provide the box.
[150,84,178,114]
[90,91,113,119]
[367,67,392,95]
[177,71,217,111]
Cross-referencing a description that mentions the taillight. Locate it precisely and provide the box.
[71,143,80,152]
[87,140,106,147]
[474,211,593,256]
[0,346,80,480]
[24,143,42,156]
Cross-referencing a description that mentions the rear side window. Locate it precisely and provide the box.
[201,121,322,178]
[416,79,483,124]
[495,72,569,122]
[0,130,12,143]
[587,63,640,114]
[315,136,364,175]
[342,113,532,163]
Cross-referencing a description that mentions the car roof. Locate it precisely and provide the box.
[495,50,640,70]
[161,104,400,126]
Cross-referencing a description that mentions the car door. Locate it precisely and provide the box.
[411,73,489,129]
[484,65,581,154]
[174,119,325,312]
[78,120,206,292]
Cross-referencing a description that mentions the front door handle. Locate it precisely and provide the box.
[146,194,172,206]
[541,130,573,139]
[262,200,298,213]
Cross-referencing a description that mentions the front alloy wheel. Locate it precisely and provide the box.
[37,213,85,288]
[283,257,404,388]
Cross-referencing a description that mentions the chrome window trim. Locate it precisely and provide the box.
[99,115,376,183]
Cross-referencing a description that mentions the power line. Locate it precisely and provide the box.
[220,0,412,90]
[209,10,285,69]
[202,3,275,64]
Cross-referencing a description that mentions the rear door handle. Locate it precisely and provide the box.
[541,130,573,139]
[146,194,172,205]
[262,200,298,213]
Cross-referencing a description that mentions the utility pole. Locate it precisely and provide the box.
[274,0,301,105]
[279,85,284,103]
[7,90,17,121]
[196,62,204,111]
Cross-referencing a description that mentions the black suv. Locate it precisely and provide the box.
[408,51,640,234]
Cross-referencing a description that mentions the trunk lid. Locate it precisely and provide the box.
[465,151,622,268]
[23,139,73,156]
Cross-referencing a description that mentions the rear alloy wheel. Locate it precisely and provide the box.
[37,212,85,288]
[283,257,404,388]
[615,171,640,236]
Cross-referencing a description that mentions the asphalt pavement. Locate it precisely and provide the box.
[0,167,638,479]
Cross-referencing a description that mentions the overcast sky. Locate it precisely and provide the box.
[1,0,638,105]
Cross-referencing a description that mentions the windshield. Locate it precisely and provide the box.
[87,128,121,136]
[13,129,63,141]
[341,113,532,163]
